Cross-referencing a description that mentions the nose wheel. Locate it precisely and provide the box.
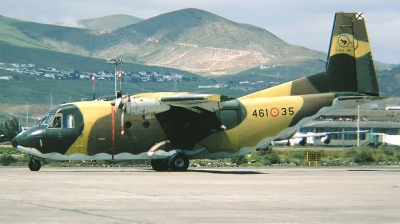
[28,159,41,171]
[168,153,189,171]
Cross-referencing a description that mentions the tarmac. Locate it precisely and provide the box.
[0,166,399,223]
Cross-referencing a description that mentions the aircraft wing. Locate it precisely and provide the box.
[161,94,229,112]
[122,93,231,115]
[273,130,369,146]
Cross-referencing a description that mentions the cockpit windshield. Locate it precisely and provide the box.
[41,114,55,126]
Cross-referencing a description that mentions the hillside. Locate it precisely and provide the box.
[377,64,400,97]
[0,8,325,76]
[109,8,325,75]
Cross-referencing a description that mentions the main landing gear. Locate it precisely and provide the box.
[28,159,41,171]
[151,153,189,172]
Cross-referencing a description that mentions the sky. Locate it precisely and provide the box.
[1,0,399,64]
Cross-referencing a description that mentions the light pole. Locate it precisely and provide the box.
[107,59,124,98]
[26,100,29,127]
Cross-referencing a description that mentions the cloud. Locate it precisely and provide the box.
[57,18,84,28]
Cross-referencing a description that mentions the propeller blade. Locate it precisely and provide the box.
[114,98,123,109]
[111,105,115,160]
[120,110,124,138]
[120,93,129,138]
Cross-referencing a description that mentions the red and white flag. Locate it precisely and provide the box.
[92,73,96,85]
[118,69,122,82]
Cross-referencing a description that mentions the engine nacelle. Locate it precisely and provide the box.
[125,98,170,115]
[298,138,306,146]
[320,136,331,144]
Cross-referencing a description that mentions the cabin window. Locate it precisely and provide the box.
[65,114,74,128]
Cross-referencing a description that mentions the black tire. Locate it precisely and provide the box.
[28,159,41,171]
[168,153,189,171]
[151,159,169,171]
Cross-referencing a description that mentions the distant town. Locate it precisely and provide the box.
[0,62,188,83]
[0,62,281,90]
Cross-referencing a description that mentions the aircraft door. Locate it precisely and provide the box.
[219,109,239,150]
[65,114,83,151]
[92,129,112,155]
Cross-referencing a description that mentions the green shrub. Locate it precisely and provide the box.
[383,147,395,156]
[290,152,305,160]
[0,155,17,166]
[376,155,384,162]
[262,148,280,165]
[354,150,375,163]
[231,155,248,165]
[343,148,357,158]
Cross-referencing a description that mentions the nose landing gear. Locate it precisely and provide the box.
[169,153,189,171]
[28,159,41,171]
[151,153,189,172]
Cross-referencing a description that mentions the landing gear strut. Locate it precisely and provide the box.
[28,159,41,171]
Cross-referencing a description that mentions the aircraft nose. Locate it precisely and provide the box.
[11,136,18,148]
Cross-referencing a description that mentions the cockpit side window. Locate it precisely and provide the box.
[41,114,55,126]
[48,114,62,129]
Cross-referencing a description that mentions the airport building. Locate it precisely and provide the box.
[299,100,400,146]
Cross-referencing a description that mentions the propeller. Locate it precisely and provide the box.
[111,102,116,160]
[120,93,129,138]
[110,92,123,160]
[111,92,130,139]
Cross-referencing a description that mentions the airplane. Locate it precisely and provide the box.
[12,12,380,171]
[271,130,370,146]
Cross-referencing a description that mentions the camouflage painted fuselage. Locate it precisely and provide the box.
[13,92,339,161]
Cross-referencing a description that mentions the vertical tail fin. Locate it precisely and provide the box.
[239,12,379,100]
[324,12,379,96]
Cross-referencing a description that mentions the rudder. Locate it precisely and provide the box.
[308,12,379,96]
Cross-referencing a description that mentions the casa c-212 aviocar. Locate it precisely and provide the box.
[12,12,380,171]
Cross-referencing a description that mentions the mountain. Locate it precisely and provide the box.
[108,8,325,75]
[0,8,325,76]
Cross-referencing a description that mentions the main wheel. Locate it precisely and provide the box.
[168,153,189,171]
[28,159,41,171]
[151,159,169,171]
